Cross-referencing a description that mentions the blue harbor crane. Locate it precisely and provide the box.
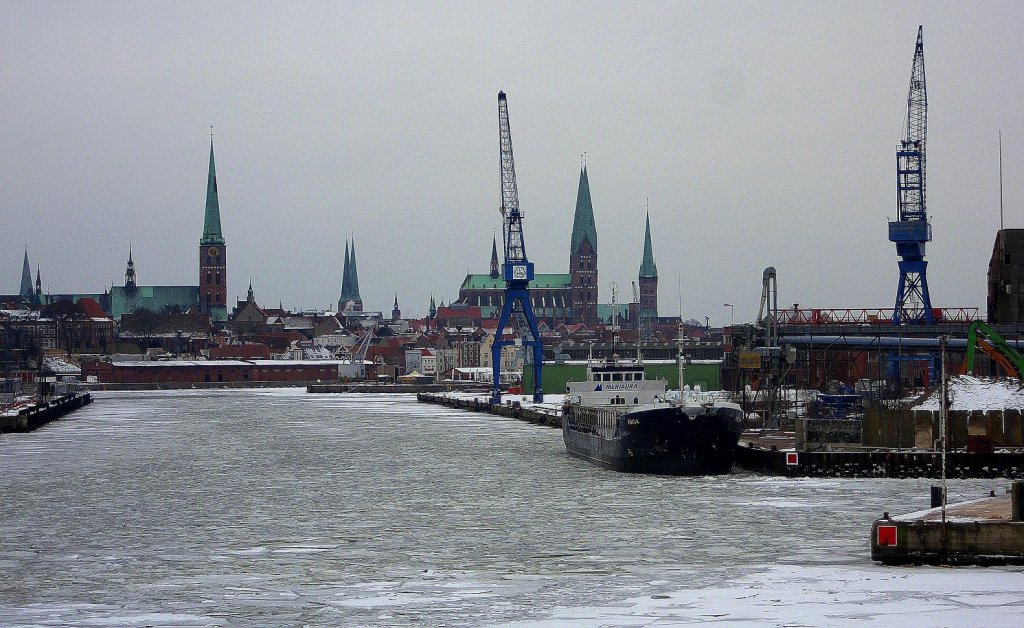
[889,26,934,325]
[491,91,544,404]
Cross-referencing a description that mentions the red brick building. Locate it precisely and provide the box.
[82,359,342,384]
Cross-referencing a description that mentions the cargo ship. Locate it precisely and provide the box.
[562,354,743,475]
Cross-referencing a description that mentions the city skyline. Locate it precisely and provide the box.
[2,2,1022,322]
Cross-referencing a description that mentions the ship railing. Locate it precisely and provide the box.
[567,405,624,436]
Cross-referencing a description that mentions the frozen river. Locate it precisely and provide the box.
[2,389,1023,626]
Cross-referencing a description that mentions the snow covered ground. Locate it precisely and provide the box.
[507,564,1024,627]
[914,375,1024,411]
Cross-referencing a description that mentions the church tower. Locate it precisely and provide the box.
[199,138,228,322]
[125,245,137,292]
[392,295,401,321]
[338,237,363,312]
[33,266,42,306]
[569,166,598,325]
[638,211,659,320]
[490,234,500,279]
[19,250,33,299]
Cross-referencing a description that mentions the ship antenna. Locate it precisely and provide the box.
[609,281,619,361]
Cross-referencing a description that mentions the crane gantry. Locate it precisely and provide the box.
[491,91,544,404]
[889,25,934,325]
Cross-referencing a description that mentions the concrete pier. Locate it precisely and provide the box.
[310,383,487,394]
[872,483,1024,565]
[0,392,93,434]
[416,393,562,428]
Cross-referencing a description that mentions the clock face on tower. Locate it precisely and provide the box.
[207,247,220,260]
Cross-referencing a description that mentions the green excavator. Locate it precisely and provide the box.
[962,320,1024,379]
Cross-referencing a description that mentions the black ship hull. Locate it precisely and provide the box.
[563,404,742,475]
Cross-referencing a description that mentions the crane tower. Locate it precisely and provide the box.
[491,91,544,404]
[889,26,934,325]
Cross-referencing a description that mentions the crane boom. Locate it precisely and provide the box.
[898,26,928,222]
[498,91,527,265]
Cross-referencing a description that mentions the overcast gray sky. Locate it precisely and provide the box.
[2,1,1022,324]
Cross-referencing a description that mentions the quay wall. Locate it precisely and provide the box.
[0,392,93,433]
[417,393,561,428]
[737,444,1024,479]
[872,486,1024,565]
[872,519,1024,565]
[87,380,322,391]
[309,383,492,394]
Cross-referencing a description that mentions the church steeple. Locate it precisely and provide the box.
[338,237,363,312]
[19,249,33,297]
[490,234,500,279]
[349,238,361,302]
[569,165,598,325]
[201,139,225,246]
[392,294,401,321]
[570,166,597,256]
[429,295,436,319]
[34,267,41,296]
[199,135,228,322]
[125,245,137,290]
[638,210,659,320]
[247,278,254,303]
[639,212,658,278]
[340,239,351,298]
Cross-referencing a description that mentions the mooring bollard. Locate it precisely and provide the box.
[1012,481,1024,522]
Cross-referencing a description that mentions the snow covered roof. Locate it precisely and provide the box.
[43,356,81,374]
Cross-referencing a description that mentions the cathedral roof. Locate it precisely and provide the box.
[460,273,571,291]
[570,166,598,256]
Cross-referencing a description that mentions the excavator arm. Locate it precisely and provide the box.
[963,320,1024,379]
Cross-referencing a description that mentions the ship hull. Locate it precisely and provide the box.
[563,405,742,475]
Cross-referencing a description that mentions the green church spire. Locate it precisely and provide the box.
[349,238,361,299]
[340,239,351,297]
[490,234,500,279]
[639,212,658,278]
[19,249,33,297]
[338,237,362,311]
[570,166,597,255]
[201,139,225,246]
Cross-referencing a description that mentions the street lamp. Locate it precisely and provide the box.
[723,303,734,325]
